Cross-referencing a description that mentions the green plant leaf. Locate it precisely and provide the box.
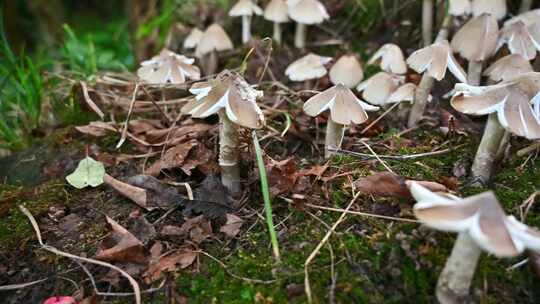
[66,157,105,189]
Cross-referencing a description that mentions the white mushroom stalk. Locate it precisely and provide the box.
[264,0,289,45]
[182,70,265,195]
[303,84,379,158]
[520,0,534,13]
[229,0,263,44]
[137,49,201,85]
[408,182,540,304]
[422,0,434,46]
[287,0,329,48]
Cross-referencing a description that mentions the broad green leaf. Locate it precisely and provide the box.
[66,156,105,189]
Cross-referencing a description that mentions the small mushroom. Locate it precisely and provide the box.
[506,8,540,27]
[263,0,289,45]
[368,44,407,75]
[229,0,263,44]
[137,49,201,84]
[195,23,234,75]
[287,0,329,48]
[451,13,499,85]
[472,0,507,20]
[483,54,534,83]
[497,20,540,61]
[183,28,203,50]
[303,84,379,158]
[182,70,264,194]
[408,182,540,303]
[387,83,423,104]
[285,53,332,82]
[449,0,471,17]
[329,55,364,89]
[356,72,405,106]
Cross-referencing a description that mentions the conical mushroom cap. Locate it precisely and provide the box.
[451,14,499,61]
[329,55,364,88]
[498,21,539,61]
[285,53,332,81]
[264,0,289,23]
[303,84,379,125]
[409,182,540,257]
[182,70,264,129]
[483,54,533,82]
[229,0,263,16]
[195,24,234,57]
[449,0,471,16]
[287,0,329,25]
[506,9,540,27]
[387,83,418,104]
[137,49,201,84]
[368,43,407,74]
[183,28,203,49]
[407,40,467,82]
[356,72,405,105]
[472,0,507,20]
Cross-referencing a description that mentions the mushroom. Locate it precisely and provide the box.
[229,0,263,44]
[506,9,540,26]
[483,54,533,83]
[183,28,203,50]
[329,54,364,89]
[195,23,234,76]
[472,0,507,20]
[497,20,540,61]
[449,0,471,17]
[181,70,264,194]
[287,0,329,48]
[406,39,468,127]
[356,72,405,106]
[263,0,289,45]
[451,72,540,180]
[408,182,540,303]
[303,84,379,158]
[387,83,422,104]
[368,43,408,75]
[451,13,499,85]
[285,53,332,82]
[137,49,201,84]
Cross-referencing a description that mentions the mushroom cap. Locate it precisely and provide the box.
[368,43,408,75]
[137,49,201,84]
[451,14,499,61]
[407,40,468,83]
[329,55,364,88]
[409,182,540,257]
[472,0,507,20]
[285,53,332,81]
[195,24,234,57]
[183,28,203,49]
[229,0,263,17]
[387,83,418,104]
[498,21,540,61]
[449,0,471,16]
[483,54,534,82]
[303,84,379,125]
[264,0,289,23]
[287,0,329,25]
[181,70,264,129]
[505,9,540,27]
[356,72,405,106]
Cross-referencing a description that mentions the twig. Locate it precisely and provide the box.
[520,191,540,221]
[116,83,140,149]
[305,203,418,223]
[18,205,142,304]
[360,102,400,135]
[358,140,395,174]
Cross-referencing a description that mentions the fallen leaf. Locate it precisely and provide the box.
[103,174,150,210]
[66,157,105,189]
[181,144,217,175]
[266,158,298,196]
[96,216,147,264]
[146,140,198,176]
[354,172,448,199]
[128,210,157,245]
[161,225,184,236]
[180,215,212,243]
[298,164,328,179]
[220,214,243,237]
[75,121,117,137]
[143,248,197,284]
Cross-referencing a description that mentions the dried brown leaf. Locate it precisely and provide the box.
[220,214,243,237]
[146,140,198,176]
[354,172,448,198]
[95,216,147,264]
[143,248,197,284]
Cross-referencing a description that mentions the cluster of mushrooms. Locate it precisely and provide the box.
[134,1,540,302]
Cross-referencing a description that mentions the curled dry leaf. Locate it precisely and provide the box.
[103,174,150,210]
[220,214,244,237]
[143,247,198,284]
[354,172,448,199]
[96,216,147,264]
[146,140,198,176]
[180,215,213,244]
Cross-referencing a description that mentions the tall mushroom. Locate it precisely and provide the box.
[451,13,499,86]
[181,70,265,195]
[303,84,379,158]
[229,0,263,44]
[137,49,201,84]
[287,0,329,48]
[195,24,234,76]
[264,0,289,45]
[368,43,408,75]
[329,54,364,89]
[183,28,203,50]
[408,182,540,304]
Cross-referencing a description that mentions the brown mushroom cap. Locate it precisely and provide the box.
[264,0,289,23]
[229,0,263,16]
[195,24,234,57]
[451,14,499,62]
[356,72,405,105]
[287,0,329,25]
[137,49,201,84]
[407,40,467,83]
[472,0,506,20]
[303,84,379,125]
[498,21,540,61]
[183,28,203,49]
[449,0,471,16]
[368,43,407,75]
[285,53,332,81]
[329,55,364,88]
[483,54,534,82]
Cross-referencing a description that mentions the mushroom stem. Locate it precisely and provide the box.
[218,110,241,196]
[422,0,433,46]
[467,60,483,86]
[520,0,533,13]
[295,23,307,48]
[471,113,506,182]
[273,22,282,45]
[242,15,251,44]
[437,233,482,304]
[324,120,344,158]
[407,14,452,128]
[495,130,511,161]
[204,50,219,76]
